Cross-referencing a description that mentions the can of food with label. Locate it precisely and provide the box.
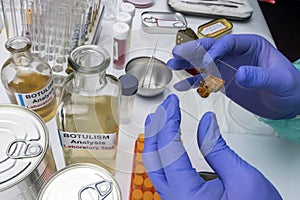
[38,163,122,199]
[0,104,57,199]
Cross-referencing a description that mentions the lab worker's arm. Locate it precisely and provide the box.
[143,94,282,200]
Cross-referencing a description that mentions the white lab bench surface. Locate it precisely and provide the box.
[1,1,300,200]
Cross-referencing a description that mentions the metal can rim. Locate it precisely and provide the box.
[38,163,122,199]
[0,104,50,191]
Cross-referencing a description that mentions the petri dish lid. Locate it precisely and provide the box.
[38,163,122,200]
[119,74,139,96]
[0,105,48,191]
[124,0,153,8]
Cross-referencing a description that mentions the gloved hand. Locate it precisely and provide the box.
[143,94,282,200]
[167,34,300,119]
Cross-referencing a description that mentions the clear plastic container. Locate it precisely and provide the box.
[56,45,121,174]
[119,74,138,124]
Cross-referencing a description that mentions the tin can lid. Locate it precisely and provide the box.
[38,163,122,200]
[0,105,48,191]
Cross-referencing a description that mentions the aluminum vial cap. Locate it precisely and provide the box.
[113,22,130,40]
[0,105,48,191]
[119,74,138,96]
[120,2,136,17]
[116,12,133,27]
[38,163,122,200]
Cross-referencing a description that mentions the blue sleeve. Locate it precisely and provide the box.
[260,60,300,143]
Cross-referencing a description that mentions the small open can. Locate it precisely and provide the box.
[141,11,187,34]
[0,104,57,199]
[38,163,122,199]
[197,18,233,38]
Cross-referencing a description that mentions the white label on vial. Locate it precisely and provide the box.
[201,22,226,35]
[113,39,119,60]
[15,80,55,110]
[58,131,117,150]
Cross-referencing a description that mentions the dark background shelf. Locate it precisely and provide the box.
[259,0,300,62]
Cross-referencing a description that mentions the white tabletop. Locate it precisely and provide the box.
[1,1,300,200]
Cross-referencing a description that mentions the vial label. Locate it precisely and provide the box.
[113,39,119,60]
[15,80,55,110]
[200,22,226,36]
[58,131,117,150]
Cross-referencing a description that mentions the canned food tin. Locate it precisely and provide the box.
[141,11,187,34]
[0,104,57,199]
[38,163,122,200]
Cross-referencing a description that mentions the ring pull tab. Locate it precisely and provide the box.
[173,21,186,28]
[78,180,113,200]
[6,139,43,159]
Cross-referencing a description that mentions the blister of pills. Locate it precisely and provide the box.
[129,133,161,200]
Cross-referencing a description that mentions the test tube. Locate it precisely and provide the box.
[113,22,130,69]
[119,74,138,124]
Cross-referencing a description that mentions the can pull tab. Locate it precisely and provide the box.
[78,180,113,200]
[6,139,43,159]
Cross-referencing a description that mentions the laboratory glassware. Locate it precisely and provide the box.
[56,45,121,175]
[1,36,57,122]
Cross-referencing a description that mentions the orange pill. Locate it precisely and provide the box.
[143,191,154,200]
[137,141,144,153]
[135,163,146,177]
[133,175,144,189]
[132,189,143,200]
[135,153,143,164]
[143,177,154,192]
[153,191,161,200]
[138,133,144,143]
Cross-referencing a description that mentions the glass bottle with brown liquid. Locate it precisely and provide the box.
[56,45,121,175]
[1,37,57,122]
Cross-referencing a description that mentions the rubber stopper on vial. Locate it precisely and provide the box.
[120,2,136,17]
[113,22,130,40]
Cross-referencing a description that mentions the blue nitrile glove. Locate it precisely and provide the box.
[167,34,300,119]
[143,94,282,200]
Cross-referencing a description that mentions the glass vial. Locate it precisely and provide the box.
[56,45,121,175]
[113,22,130,70]
[1,37,57,122]
[119,74,138,124]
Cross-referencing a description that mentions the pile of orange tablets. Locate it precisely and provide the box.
[129,133,161,200]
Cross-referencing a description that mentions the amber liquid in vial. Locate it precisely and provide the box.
[7,72,57,122]
[57,95,119,175]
